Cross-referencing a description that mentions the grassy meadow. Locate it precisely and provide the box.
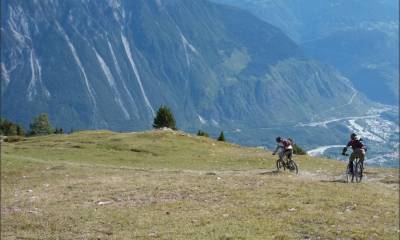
[1,130,399,239]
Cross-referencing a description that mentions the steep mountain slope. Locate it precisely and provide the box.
[1,0,368,132]
[212,0,399,105]
[302,28,398,105]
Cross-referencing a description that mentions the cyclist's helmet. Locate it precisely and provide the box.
[276,136,282,143]
[350,133,357,140]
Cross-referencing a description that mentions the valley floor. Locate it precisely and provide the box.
[1,130,399,239]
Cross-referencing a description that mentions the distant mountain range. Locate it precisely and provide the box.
[212,0,399,105]
[2,0,368,130]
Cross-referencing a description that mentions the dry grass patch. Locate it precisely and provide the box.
[2,130,398,239]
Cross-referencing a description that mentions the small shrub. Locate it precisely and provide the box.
[0,118,25,136]
[293,143,306,155]
[4,136,25,143]
[197,130,209,137]
[71,145,83,149]
[54,128,64,134]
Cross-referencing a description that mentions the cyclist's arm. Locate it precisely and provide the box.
[272,144,279,155]
[342,141,351,155]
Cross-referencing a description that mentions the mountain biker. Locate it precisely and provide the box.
[342,133,367,170]
[272,136,293,163]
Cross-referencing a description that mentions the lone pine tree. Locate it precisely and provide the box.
[153,105,177,130]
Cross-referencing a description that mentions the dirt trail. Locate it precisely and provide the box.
[259,168,398,185]
[5,154,398,187]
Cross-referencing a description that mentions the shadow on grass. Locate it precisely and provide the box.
[259,170,282,175]
[380,179,399,184]
[363,171,380,176]
[205,172,217,176]
[320,179,348,183]
[49,165,67,171]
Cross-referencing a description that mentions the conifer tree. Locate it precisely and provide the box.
[217,131,225,141]
[16,125,25,136]
[152,105,177,130]
[29,113,53,136]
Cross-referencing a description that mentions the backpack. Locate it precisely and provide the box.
[282,139,292,149]
[349,139,364,149]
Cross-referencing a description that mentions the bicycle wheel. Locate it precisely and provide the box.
[351,161,357,182]
[346,164,353,183]
[276,159,285,171]
[355,159,363,183]
[287,160,298,174]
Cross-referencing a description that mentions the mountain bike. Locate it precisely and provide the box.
[345,154,364,183]
[276,155,298,175]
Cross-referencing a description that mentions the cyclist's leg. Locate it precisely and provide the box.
[278,150,285,162]
[283,150,290,165]
[287,149,293,160]
[284,149,291,165]
[349,152,356,172]
[359,149,365,162]
[357,149,365,170]
[351,149,363,163]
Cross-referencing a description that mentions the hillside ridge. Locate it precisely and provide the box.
[2,130,399,239]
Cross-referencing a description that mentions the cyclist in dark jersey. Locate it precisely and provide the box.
[272,136,293,163]
[342,133,367,168]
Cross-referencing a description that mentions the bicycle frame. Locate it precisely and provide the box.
[346,155,364,183]
[276,155,298,175]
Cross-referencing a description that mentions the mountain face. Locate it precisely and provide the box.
[212,0,399,105]
[302,28,398,105]
[2,0,367,132]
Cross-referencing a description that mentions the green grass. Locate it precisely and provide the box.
[1,130,399,239]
